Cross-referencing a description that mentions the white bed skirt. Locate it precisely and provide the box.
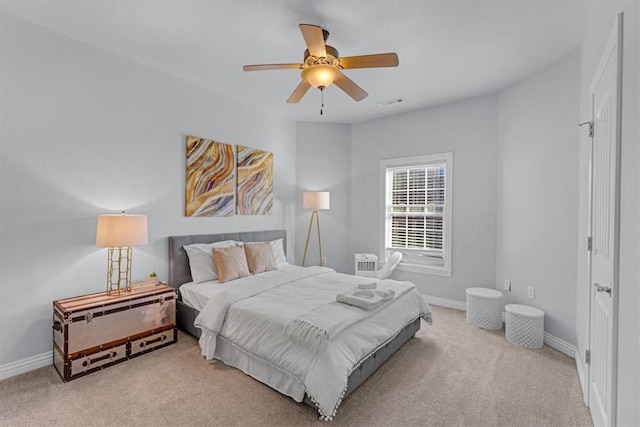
[214,334,306,402]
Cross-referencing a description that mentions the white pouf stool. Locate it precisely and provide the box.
[505,304,545,349]
[465,287,503,330]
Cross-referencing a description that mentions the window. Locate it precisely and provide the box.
[380,153,452,276]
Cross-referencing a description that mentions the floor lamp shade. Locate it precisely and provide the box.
[303,191,330,210]
[96,213,148,295]
[302,192,330,267]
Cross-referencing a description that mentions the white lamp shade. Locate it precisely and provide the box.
[96,214,148,247]
[303,192,330,210]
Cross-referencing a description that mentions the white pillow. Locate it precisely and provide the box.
[270,238,288,267]
[183,240,238,283]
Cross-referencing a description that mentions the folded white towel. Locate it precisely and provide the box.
[352,289,375,298]
[374,289,395,301]
[357,282,377,290]
[336,292,384,311]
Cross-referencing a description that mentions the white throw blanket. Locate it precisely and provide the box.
[284,301,364,352]
[286,282,414,351]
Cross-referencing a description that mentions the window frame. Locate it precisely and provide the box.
[379,152,453,277]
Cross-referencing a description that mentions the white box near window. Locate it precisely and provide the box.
[355,254,378,277]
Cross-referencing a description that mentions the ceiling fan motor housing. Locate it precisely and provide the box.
[303,45,341,67]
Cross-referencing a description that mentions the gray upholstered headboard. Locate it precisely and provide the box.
[168,229,287,288]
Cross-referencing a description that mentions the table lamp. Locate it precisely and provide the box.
[96,212,148,295]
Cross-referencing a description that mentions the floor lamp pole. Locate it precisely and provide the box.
[316,210,323,264]
[302,210,323,267]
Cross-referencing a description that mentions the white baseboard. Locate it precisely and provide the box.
[575,351,589,405]
[0,351,52,381]
[543,332,576,358]
[423,294,466,311]
[423,294,577,358]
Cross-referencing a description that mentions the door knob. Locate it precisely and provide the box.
[594,283,612,296]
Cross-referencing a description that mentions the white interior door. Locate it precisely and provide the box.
[587,14,622,427]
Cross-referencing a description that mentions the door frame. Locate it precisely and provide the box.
[585,12,623,427]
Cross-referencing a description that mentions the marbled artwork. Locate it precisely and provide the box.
[185,135,235,217]
[236,145,273,215]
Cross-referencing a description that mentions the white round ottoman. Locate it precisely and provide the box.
[465,287,503,330]
[505,304,545,349]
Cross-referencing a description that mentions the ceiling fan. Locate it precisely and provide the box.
[243,24,399,105]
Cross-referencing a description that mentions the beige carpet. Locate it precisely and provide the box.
[0,306,592,426]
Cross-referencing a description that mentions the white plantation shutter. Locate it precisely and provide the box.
[381,152,452,276]
[387,164,445,252]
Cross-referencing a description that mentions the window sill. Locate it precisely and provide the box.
[396,262,452,277]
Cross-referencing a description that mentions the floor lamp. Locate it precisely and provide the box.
[302,191,330,267]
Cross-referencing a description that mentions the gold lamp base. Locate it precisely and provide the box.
[106,246,133,296]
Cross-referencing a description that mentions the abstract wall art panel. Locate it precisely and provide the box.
[185,135,235,217]
[236,145,273,215]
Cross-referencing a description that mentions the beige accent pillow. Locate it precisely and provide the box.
[244,242,277,275]
[212,246,250,283]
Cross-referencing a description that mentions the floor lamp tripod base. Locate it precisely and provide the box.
[302,210,323,267]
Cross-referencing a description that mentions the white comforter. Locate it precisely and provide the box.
[194,265,431,420]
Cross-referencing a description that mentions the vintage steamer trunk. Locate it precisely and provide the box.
[53,283,177,382]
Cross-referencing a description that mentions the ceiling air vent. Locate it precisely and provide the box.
[377,98,405,107]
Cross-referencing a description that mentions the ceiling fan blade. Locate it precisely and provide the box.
[299,24,326,58]
[286,80,312,104]
[333,70,368,101]
[339,53,399,69]
[243,63,302,72]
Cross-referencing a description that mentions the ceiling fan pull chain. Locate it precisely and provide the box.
[320,87,324,115]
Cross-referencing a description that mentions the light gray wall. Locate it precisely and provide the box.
[0,15,297,366]
[349,96,498,301]
[295,122,351,273]
[577,2,639,425]
[496,50,580,344]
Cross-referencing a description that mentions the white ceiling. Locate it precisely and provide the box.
[1,1,589,124]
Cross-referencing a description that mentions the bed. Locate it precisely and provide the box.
[168,230,431,420]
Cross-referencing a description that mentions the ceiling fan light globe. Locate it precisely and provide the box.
[301,64,338,89]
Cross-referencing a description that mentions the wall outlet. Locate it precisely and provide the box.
[321,257,327,267]
[504,279,511,291]
[527,286,535,299]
